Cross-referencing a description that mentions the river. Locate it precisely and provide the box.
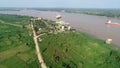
[0,10,120,48]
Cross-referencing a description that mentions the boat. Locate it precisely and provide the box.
[56,15,62,19]
[105,20,120,26]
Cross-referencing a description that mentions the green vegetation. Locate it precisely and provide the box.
[0,14,30,23]
[39,32,120,68]
[78,9,120,19]
[1,13,120,68]
[0,14,39,68]
[63,9,120,19]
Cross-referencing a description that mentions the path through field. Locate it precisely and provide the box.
[31,22,47,68]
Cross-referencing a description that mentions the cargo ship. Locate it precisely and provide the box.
[105,20,120,26]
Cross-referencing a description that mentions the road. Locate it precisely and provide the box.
[31,22,47,68]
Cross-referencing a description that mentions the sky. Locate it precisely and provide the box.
[0,0,120,8]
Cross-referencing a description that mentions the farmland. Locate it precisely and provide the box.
[0,14,39,68]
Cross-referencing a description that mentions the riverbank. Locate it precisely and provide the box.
[31,16,120,68]
[0,14,120,68]
[0,10,120,48]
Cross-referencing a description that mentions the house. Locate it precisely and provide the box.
[37,17,43,20]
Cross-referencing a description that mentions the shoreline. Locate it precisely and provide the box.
[76,29,120,49]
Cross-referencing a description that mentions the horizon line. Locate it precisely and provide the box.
[0,7,120,10]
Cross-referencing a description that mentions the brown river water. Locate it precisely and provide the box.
[0,10,120,49]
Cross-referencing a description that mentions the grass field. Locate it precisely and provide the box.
[39,32,120,68]
[0,14,39,68]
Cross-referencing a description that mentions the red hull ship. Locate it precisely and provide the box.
[105,20,120,26]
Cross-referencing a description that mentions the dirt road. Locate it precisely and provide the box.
[31,22,47,68]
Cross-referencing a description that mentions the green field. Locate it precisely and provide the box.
[0,14,39,68]
[39,32,120,68]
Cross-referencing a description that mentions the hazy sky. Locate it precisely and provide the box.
[0,0,120,8]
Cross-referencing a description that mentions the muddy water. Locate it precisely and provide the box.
[0,10,120,48]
